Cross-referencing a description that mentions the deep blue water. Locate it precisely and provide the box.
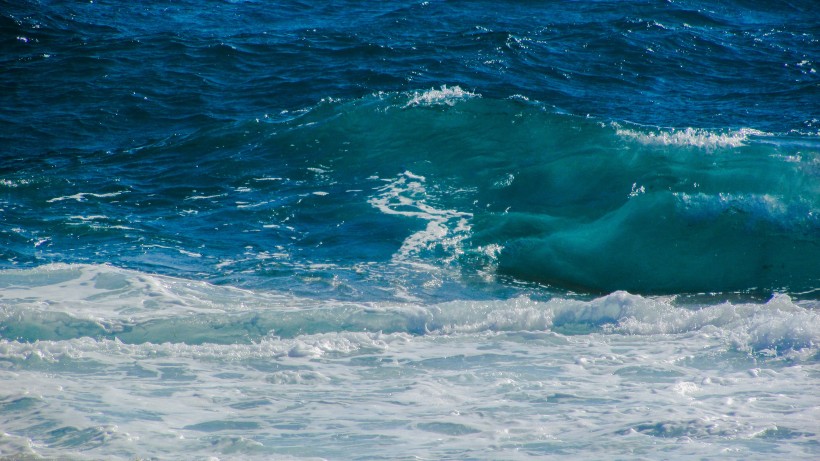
[2,1,820,459]
[2,0,818,300]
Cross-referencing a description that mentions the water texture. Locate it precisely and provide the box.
[1,1,818,459]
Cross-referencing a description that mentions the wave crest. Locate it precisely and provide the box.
[405,85,480,107]
[1,265,817,360]
[614,124,767,148]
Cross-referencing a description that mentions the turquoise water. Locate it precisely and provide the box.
[1,1,819,459]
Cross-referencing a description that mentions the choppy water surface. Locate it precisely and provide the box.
[1,0,818,459]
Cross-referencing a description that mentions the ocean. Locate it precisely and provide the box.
[1,0,819,459]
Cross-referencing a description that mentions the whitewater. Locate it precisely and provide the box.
[1,0,819,459]
[1,263,818,460]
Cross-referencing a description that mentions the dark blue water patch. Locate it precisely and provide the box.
[2,0,818,158]
[1,0,818,299]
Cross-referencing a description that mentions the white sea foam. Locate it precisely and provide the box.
[0,178,31,188]
[614,124,768,149]
[185,193,227,200]
[405,85,479,107]
[0,331,408,365]
[675,191,814,226]
[1,265,818,460]
[1,265,816,355]
[46,190,128,203]
[369,171,472,264]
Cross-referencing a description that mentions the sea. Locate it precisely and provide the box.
[1,0,819,459]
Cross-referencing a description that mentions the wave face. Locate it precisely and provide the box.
[1,0,819,459]
[2,90,818,297]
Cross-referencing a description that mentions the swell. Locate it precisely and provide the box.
[270,92,819,296]
[3,90,819,297]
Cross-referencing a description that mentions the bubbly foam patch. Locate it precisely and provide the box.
[674,192,819,230]
[1,267,818,461]
[424,292,819,356]
[46,190,129,203]
[614,125,767,148]
[368,172,472,265]
[0,331,410,363]
[405,85,479,107]
[2,265,816,358]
